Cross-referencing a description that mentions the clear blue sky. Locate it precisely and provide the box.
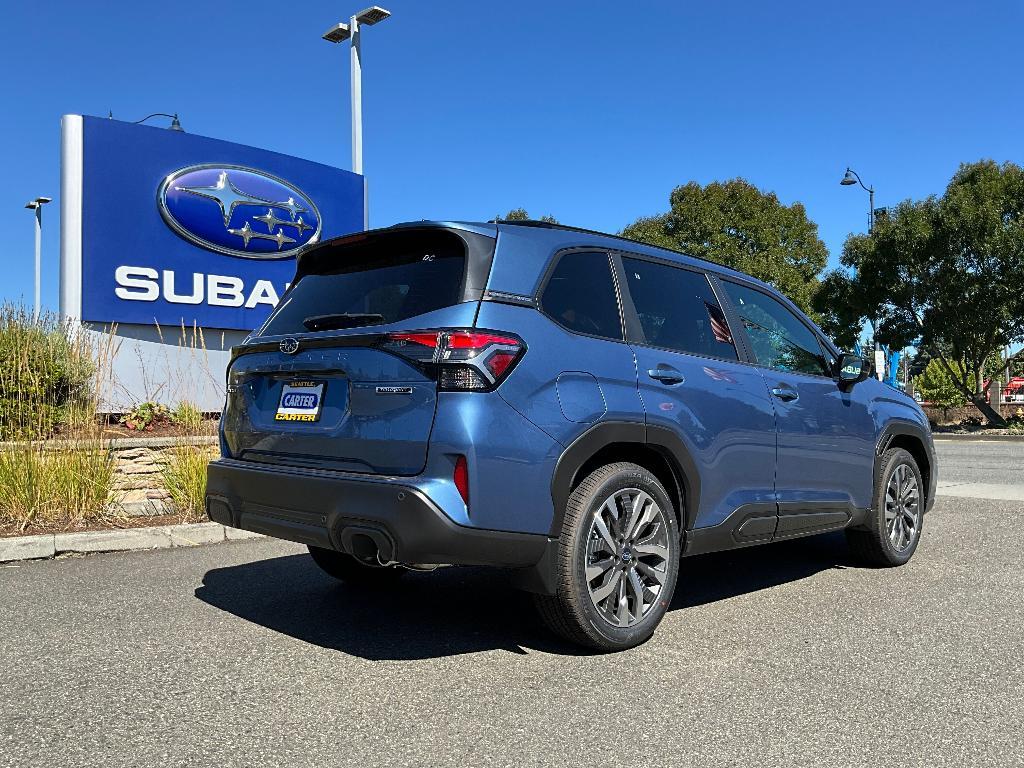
[2,1,1022,311]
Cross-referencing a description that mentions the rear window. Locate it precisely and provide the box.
[540,251,622,340]
[260,231,468,335]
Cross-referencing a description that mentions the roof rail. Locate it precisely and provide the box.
[493,218,718,266]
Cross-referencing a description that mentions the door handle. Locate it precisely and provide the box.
[648,368,685,385]
[771,386,799,402]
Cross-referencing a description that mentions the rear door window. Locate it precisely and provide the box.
[260,231,468,335]
[540,251,623,340]
[621,257,738,360]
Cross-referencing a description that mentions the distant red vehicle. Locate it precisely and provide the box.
[986,376,1024,403]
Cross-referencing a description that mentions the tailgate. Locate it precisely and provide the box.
[222,342,436,475]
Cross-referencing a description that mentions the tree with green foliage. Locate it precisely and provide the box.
[813,160,1024,425]
[499,208,558,223]
[916,358,968,408]
[619,179,828,313]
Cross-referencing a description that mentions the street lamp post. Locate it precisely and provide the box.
[840,166,881,378]
[322,6,391,177]
[840,166,875,233]
[24,196,52,322]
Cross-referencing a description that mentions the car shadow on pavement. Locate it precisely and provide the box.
[195,531,856,660]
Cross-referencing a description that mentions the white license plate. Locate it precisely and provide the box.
[275,380,325,422]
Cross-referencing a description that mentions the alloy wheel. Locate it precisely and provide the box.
[885,463,920,553]
[585,488,671,628]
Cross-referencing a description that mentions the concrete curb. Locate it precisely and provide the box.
[933,433,1024,442]
[0,522,263,564]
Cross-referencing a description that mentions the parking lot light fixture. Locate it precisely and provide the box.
[322,23,351,43]
[24,196,52,322]
[322,6,392,177]
[355,6,391,25]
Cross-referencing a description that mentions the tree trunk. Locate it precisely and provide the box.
[970,395,1007,427]
[934,353,1008,426]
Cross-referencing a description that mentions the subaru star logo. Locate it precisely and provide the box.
[158,164,321,259]
[279,338,300,355]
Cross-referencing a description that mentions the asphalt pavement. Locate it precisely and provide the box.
[934,437,1024,500]
[1,441,1021,768]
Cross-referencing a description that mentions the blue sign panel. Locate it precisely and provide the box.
[78,116,363,330]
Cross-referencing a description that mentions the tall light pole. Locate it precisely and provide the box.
[840,166,881,378]
[840,166,875,233]
[322,6,391,177]
[24,196,52,322]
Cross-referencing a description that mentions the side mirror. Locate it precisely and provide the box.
[835,353,870,387]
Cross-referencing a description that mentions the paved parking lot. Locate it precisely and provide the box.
[1,441,1021,767]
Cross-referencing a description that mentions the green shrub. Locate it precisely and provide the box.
[916,359,968,408]
[121,401,171,432]
[161,444,215,522]
[0,304,95,440]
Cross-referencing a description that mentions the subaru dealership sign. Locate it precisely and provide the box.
[61,115,363,331]
[59,114,364,409]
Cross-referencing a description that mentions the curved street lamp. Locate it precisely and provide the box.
[133,112,184,131]
[840,167,875,233]
[24,196,52,322]
[840,167,882,377]
[107,111,184,131]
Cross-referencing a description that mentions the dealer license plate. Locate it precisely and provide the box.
[275,380,326,422]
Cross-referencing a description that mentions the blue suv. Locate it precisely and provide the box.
[207,220,937,651]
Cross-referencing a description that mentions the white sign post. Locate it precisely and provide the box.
[874,349,886,382]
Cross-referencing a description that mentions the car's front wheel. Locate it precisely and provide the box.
[535,462,680,652]
[846,447,925,566]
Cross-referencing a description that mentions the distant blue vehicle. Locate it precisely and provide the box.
[207,220,937,651]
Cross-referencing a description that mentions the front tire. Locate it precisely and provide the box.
[307,545,406,586]
[846,447,924,567]
[535,462,680,652]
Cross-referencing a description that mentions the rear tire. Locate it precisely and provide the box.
[307,545,405,586]
[535,462,680,652]
[846,447,924,567]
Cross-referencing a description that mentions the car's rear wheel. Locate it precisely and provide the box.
[846,447,924,567]
[535,462,680,652]
[307,545,405,586]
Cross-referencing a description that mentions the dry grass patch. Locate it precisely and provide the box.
[0,442,115,531]
[161,444,216,523]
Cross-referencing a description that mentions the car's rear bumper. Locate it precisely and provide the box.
[206,459,555,574]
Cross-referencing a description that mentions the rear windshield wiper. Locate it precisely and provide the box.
[302,313,385,331]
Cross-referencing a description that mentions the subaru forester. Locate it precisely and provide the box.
[207,220,936,651]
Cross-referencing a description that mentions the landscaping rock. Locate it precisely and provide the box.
[119,500,174,517]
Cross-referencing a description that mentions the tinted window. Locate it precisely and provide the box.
[541,251,622,339]
[722,281,829,376]
[261,232,466,335]
[622,257,738,360]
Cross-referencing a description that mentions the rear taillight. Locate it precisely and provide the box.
[377,329,525,391]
